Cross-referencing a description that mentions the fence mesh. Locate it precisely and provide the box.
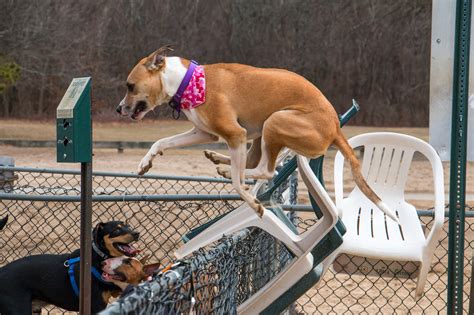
[103,227,296,315]
[294,209,474,314]
[1,166,474,314]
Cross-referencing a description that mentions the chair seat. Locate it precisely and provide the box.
[339,191,426,262]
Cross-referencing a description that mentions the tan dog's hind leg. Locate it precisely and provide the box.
[245,137,263,169]
[244,127,282,180]
[244,108,335,180]
[261,109,335,159]
[138,128,218,175]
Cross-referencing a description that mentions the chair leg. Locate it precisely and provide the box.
[415,261,431,299]
[321,250,340,277]
[306,250,340,291]
[175,204,304,259]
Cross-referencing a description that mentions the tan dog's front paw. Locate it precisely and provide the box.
[204,150,220,165]
[216,166,231,179]
[138,155,153,175]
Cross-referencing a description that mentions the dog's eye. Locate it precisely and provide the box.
[110,229,121,237]
[126,83,135,93]
[125,259,132,265]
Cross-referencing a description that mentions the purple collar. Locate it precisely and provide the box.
[168,60,198,118]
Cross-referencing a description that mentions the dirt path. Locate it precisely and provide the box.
[1,144,472,210]
[0,119,429,141]
[0,119,472,204]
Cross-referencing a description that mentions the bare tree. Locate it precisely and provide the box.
[0,0,431,126]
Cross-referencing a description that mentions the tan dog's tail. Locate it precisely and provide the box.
[333,132,399,223]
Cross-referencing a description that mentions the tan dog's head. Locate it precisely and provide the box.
[116,45,174,120]
[101,256,160,289]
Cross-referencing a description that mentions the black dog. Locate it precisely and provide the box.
[0,221,140,314]
[0,215,7,230]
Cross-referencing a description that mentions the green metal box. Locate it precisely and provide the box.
[56,77,92,163]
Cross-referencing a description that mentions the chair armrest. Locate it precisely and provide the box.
[426,202,444,246]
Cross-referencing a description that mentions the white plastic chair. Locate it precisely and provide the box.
[175,155,340,313]
[331,132,444,298]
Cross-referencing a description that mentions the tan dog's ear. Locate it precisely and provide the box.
[139,254,151,265]
[145,45,174,71]
[142,262,161,279]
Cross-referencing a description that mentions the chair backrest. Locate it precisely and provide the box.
[334,132,444,208]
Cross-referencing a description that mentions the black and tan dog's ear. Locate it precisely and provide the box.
[0,215,8,230]
[92,222,105,239]
[95,222,105,231]
[145,45,173,71]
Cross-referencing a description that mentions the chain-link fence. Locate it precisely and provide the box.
[101,163,299,315]
[1,166,474,314]
[0,166,243,314]
[102,228,297,315]
[293,206,474,314]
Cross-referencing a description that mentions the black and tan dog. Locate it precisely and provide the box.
[0,221,140,314]
[0,215,7,230]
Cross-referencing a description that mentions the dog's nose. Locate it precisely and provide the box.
[132,232,140,240]
[116,105,122,114]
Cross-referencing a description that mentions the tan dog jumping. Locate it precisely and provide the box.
[117,46,397,222]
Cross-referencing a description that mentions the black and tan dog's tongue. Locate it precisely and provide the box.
[120,244,141,256]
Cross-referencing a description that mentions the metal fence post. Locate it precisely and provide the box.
[80,161,93,315]
[0,156,16,190]
[469,248,474,314]
[448,0,471,314]
[56,77,93,314]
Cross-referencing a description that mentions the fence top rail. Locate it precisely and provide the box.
[0,166,241,184]
[0,192,461,218]
[280,204,473,217]
[0,192,242,202]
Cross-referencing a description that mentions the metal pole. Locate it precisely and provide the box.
[470,249,474,314]
[79,161,92,315]
[448,0,471,314]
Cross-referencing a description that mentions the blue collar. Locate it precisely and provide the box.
[64,257,109,297]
